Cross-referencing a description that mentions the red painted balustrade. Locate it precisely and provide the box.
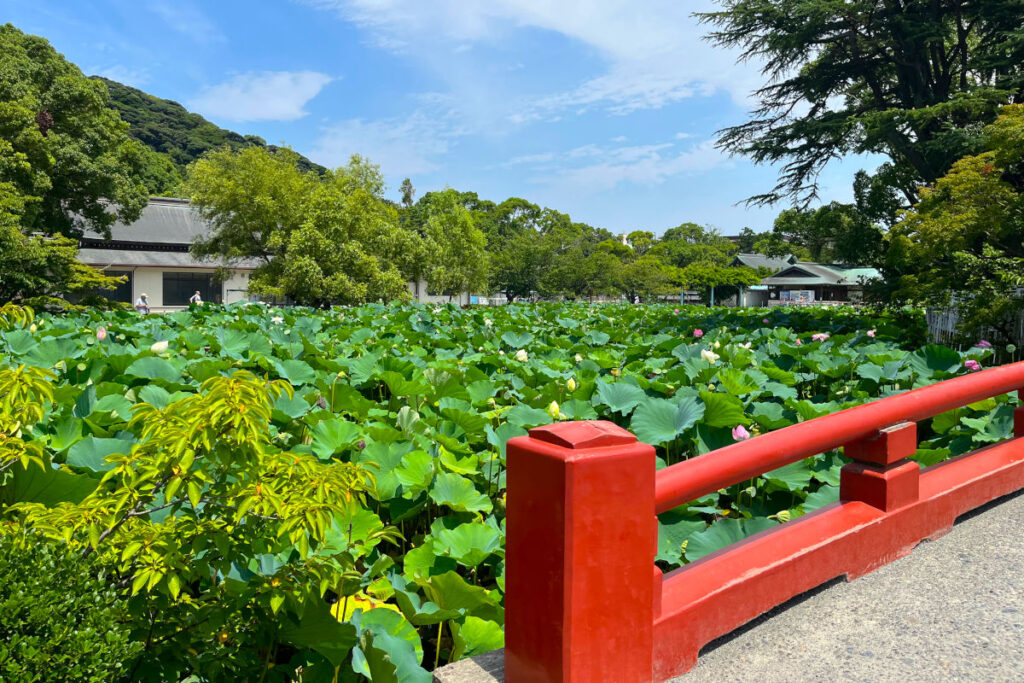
[504,361,1024,682]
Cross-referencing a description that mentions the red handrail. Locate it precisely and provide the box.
[655,360,1024,513]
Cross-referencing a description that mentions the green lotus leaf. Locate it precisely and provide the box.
[429,473,492,513]
[685,517,777,562]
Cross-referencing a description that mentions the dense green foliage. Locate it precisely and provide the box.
[0,181,124,308]
[0,23,148,238]
[100,78,326,195]
[886,104,1024,342]
[186,147,427,306]
[0,301,1010,680]
[701,0,1024,207]
[0,533,141,682]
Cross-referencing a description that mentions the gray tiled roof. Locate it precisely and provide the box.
[83,198,209,245]
[730,253,798,271]
[762,263,881,286]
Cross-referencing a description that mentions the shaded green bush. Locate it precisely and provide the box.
[0,534,141,682]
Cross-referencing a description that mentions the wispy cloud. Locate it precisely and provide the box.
[149,1,225,44]
[516,138,728,193]
[309,107,465,175]
[92,65,150,88]
[306,0,762,119]
[189,71,333,122]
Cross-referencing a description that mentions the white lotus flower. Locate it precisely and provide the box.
[271,316,284,324]
[150,340,169,354]
[484,318,493,327]
[515,349,529,362]
[701,348,720,364]
[574,354,583,363]
[713,340,721,349]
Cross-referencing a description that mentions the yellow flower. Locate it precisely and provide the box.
[566,377,577,392]
[515,349,529,362]
[547,401,561,419]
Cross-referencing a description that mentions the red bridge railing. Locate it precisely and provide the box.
[505,361,1024,682]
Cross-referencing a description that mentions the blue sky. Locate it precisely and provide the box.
[6,0,877,235]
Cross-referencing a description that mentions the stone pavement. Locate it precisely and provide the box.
[434,490,1024,683]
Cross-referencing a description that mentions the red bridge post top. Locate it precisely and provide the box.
[528,420,637,450]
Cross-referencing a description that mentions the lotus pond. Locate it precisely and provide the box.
[0,302,1010,681]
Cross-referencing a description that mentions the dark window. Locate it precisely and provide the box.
[163,272,218,306]
[105,271,133,303]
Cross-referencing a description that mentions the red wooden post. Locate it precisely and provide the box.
[505,421,657,683]
[840,421,919,511]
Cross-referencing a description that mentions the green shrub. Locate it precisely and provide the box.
[0,534,141,682]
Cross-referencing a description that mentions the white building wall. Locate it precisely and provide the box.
[406,279,472,305]
[128,267,251,311]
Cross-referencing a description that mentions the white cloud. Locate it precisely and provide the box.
[309,109,462,175]
[306,0,763,117]
[189,71,333,122]
[93,65,150,88]
[518,138,728,193]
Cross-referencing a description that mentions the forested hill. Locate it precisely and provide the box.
[97,77,326,193]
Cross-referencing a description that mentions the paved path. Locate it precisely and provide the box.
[435,491,1024,683]
[678,490,1024,683]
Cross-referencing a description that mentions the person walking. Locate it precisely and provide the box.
[134,293,150,315]
[189,290,203,305]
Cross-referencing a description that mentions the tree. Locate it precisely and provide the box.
[421,190,490,299]
[651,222,737,269]
[700,1,1024,206]
[186,147,417,306]
[771,203,883,265]
[0,179,123,307]
[678,263,761,305]
[616,254,678,302]
[399,177,415,208]
[626,230,656,256]
[885,104,1024,341]
[0,24,149,237]
[736,227,761,252]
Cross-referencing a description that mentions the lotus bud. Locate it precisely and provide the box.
[574,353,583,363]
[29,324,37,333]
[547,401,560,419]
[732,424,751,441]
[567,377,577,392]
[96,326,107,341]
[610,368,620,377]
[150,340,169,354]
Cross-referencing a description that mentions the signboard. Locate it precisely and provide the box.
[780,290,815,304]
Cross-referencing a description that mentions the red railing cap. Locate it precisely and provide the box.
[529,420,637,450]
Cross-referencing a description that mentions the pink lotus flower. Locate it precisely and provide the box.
[762,318,769,324]
[693,329,704,338]
[811,333,830,342]
[673,308,679,313]
[732,425,751,441]
[867,329,876,338]
[795,338,803,346]
[964,359,981,372]
[96,327,107,341]
[975,339,992,349]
